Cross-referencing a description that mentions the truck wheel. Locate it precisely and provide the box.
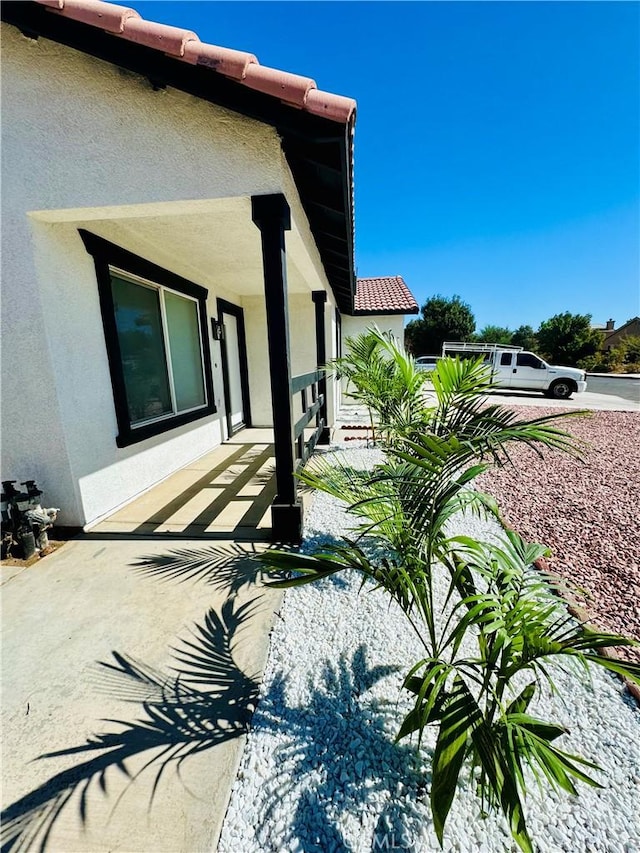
[548,380,574,399]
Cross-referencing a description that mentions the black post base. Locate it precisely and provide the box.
[270,502,304,544]
[318,426,331,445]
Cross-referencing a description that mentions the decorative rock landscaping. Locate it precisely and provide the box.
[219,445,640,853]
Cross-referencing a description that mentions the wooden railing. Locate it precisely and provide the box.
[291,369,325,465]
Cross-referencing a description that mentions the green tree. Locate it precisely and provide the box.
[332,327,428,443]
[511,324,538,351]
[536,313,603,366]
[405,294,475,355]
[579,336,640,373]
[475,324,513,344]
[621,335,640,366]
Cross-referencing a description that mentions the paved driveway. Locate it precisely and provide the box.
[480,387,638,412]
[420,380,639,413]
[1,536,281,852]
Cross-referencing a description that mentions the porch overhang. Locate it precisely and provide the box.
[29,196,325,299]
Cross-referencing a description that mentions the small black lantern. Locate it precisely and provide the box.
[211,318,224,341]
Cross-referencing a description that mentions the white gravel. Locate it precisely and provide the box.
[219,446,640,853]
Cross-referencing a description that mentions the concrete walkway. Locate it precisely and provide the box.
[1,535,282,852]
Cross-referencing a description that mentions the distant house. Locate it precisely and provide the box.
[601,317,640,351]
[1,0,417,540]
[337,276,418,401]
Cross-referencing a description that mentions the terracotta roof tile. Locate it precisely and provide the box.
[183,41,257,80]
[306,88,357,123]
[36,0,356,122]
[48,0,139,34]
[243,64,315,108]
[117,18,198,56]
[354,276,419,315]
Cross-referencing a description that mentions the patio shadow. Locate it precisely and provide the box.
[1,596,263,853]
[90,439,277,541]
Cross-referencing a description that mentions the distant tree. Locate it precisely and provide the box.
[474,325,513,344]
[536,312,603,366]
[404,294,475,355]
[624,335,640,364]
[578,335,640,373]
[511,324,538,351]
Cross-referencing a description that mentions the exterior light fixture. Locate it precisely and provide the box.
[211,318,224,341]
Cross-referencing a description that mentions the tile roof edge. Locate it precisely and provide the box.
[357,275,406,282]
[36,0,356,122]
[351,307,420,316]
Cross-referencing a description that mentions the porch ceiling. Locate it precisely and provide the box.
[31,196,322,296]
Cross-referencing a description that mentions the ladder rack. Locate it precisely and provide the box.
[442,341,523,355]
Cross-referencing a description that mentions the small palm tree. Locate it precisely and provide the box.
[332,326,428,444]
[261,354,640,852]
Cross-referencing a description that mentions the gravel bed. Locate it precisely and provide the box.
[477,409,640,662]
[219,446,640,853]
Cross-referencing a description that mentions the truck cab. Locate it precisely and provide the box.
[441,342,587,399]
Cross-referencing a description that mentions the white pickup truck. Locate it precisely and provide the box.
[441,342,587,399]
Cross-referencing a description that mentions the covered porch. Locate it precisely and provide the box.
[31,192,337,543]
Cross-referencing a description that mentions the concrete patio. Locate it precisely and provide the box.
[1,533,282,852]
[91,430,277,540]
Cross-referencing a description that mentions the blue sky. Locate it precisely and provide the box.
[140,1,639,332]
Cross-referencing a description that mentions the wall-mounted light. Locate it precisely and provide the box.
[211,318,224,341]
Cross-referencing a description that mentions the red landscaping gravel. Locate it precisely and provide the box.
[476,407,640,663]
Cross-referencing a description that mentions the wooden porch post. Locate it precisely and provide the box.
[312,290,331,444]
[251,193,302,543]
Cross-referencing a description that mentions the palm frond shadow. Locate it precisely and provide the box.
[250,464,276,487]
[1,596,263,853]
[130,543,288,593]
[251,645,429,851]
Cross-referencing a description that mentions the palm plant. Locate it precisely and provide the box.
[260,354,640,852]
[332,326,428,443]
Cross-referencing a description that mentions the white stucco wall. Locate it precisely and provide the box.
[241,289,338,429]
[341,314,406,344]
[339,314,408,402]
[1,24,337,526]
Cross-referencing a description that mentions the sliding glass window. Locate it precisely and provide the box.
[110,270,207,428]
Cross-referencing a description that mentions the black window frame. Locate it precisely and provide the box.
[80,230,216,448]
[516,352,545,369]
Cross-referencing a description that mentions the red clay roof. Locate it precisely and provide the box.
[354,277,419,315]
[35,0,356,123]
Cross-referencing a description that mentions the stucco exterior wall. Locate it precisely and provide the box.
[604,318,640,350]
[339,315,407,402]
[342,314,406,343]
[1,24,336,527]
